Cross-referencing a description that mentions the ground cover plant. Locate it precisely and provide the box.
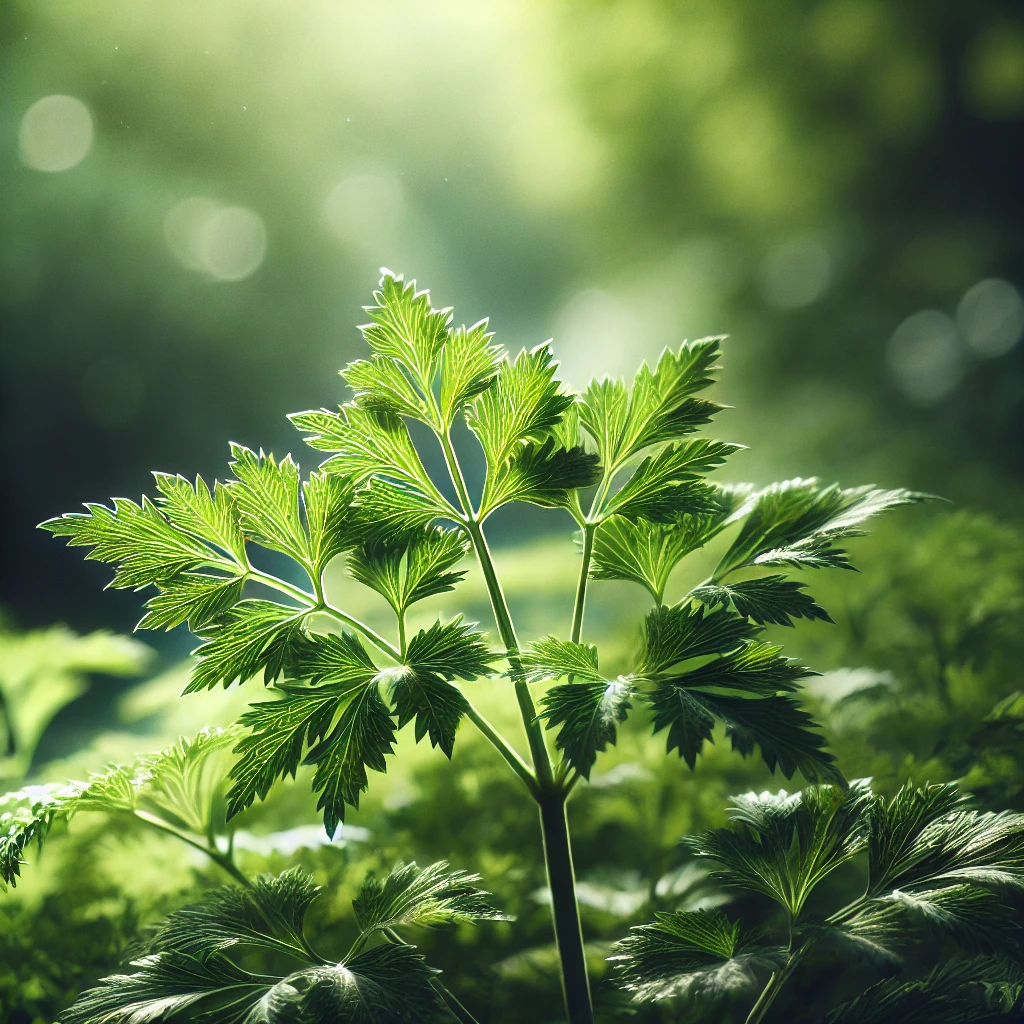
[7,270,1024,1022]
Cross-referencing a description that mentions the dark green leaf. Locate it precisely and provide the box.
[539,678,633,779]
[638,603,756,674]
[480,438,601,517]
[353,860,510,934]
[405,617,497,681]
[386,666,469,757]
[693,576,833,627]
[669,641,815,695]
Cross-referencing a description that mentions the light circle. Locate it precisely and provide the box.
[198,206,267,281]
[887,309,964,405]
[956,278,1024,358]
[19,94,94,172]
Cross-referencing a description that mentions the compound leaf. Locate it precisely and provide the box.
[153,472,248,565]
[353,860,509,934]
[693,576,833,627]
[539,678,633,779]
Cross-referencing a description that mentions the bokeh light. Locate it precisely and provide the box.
[887,309,965,405]
[163,199,266,281]
[757,238,832,309]
[18,95,94,173]
[956,278,1024,358]
[325,172,405,247]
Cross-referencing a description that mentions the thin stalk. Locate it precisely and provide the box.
[570,524,596,644]
[744,944,807,1024]
[539,793,594,1024]
[382,926,480,1024]
[132,809,252,889]
[0,687,16,757]
[398,610,407,659]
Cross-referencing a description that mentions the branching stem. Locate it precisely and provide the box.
[132,809,252,889]
[570,524,596,644]
[744,943,808,1024]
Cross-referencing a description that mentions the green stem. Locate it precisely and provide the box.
[745,945,807,1024]
[570,524,596,644]
[0,687,16,757]
[382,927,480,1024]
[133,809,252,889]
[539,793,594,1024]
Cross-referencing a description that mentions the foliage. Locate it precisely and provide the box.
[31,270,929,1023]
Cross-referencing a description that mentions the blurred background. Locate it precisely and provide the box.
[3,2,1024,1021]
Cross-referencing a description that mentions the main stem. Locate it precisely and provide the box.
[745,944,806,1024]
[438,430,594,1024]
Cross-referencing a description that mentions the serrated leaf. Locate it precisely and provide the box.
[299,943,445,1024]
[404,618,497,681]
[600,439,738,522]
[521,637,602,684]
[60,950,271,1024]
[669,641,815,695]
[0,784,69,889]
[480,438,602,518]
[539,678,633,779]
[609,908,771,1004]
[386,666,469,757]
[138,573,245,632]
[40,496,224,590]
[153,472,248,565]
[466,343,574,473]
[638,603,756,674]
[685,782,872,915]
[305,683,396,835]
[343,354,431,421]
[440,320,503,425]
[715,478,929,579]
[227,444,310,566]
[353,860,509,934]
[186,600,307,693]
[581,338,724,469]
[360,270,453,394]
[302,470,360,575]
[347,526,469,615]
[692,576,833,627]
[590,513,727,604]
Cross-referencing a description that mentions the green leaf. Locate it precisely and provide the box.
[667,640,815,695]
[343,354,431,421]
[61,950,271,1024]
[305,683,396,835]
[289,407,455,528]
[693,576,833,627]
[137,573,246,632]
[360,270,452,394]
[590,511,732,604]
[865,781,1024,897]
[521,637,602,684]
[186,600,307,693]
[685,782,872,915]
[581,338,724,469]
[142,868,320,961]
[347,526,469,615]
[303,470,360,575]
[539,679,633,779]
[227,444,310,566]
[643,684,716,769]
[715,478,929,579]
[299,943,445,1023]
[386,666,469,757]
[404,617,497,681]
[440,320,503,425]
[0,784,69,889]
[608,908,772,1004]
[353,860,510,934]
[600,439,738,522]
[480,437,601,518]
[466,343,574,471]
[40,495,224,590]
[153,472,248,565]
[638,603,756,674]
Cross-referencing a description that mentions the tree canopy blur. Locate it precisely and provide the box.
[2,0,1023,643]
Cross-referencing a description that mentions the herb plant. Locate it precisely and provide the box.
[33,270,934,1022]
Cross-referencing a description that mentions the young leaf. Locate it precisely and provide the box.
[580,338,724,469]
[347,526,469,616]
[343,354,431,421]
[440,320,503,425]
[0,784,69,889]
[715,478,928,579]
[186,600,307,693]
[480,437,601,518]
[352,860,510,935]
[153,472,248,565]
[226,444,310,566]
[303,470,360,575]
[693,576,833,627]
[466,343,574,476]
[600,439,739,522]
[609,908,772,1004]
[305,683,396,835]
[521,637,602,684]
